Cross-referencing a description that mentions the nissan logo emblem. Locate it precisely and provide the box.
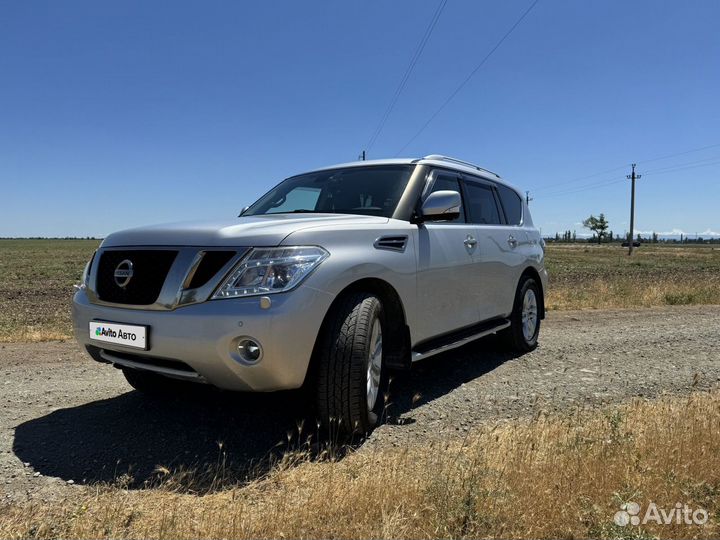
[113,259,134,288]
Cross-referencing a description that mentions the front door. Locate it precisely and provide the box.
[414,171,480,342]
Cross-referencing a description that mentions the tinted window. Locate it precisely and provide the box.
[265,187,321,213]
[244,165,413,218]
[463,182,502,225]
[496,184,523,225]
[424,174,464,223]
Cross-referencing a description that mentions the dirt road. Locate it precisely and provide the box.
[1,306,719,502]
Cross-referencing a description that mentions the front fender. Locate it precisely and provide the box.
[285,227,419,339]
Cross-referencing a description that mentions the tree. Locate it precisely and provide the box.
[652,231,658,243]
[582,213,609,244]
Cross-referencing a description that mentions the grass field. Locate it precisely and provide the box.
[544,243,720,310]
[1,239,720,342]
[0,239,100,342]
[2,390,719,539]
[1,242,718,538]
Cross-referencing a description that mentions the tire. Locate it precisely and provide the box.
[315,292,387,436]
[501,276,541,353]
[122,367,189,397]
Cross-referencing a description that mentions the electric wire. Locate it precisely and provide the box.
[531,143,720,196]
[394,0,540,156]
[365,0,448,153]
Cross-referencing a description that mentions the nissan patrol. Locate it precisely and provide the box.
[73,155,547,433]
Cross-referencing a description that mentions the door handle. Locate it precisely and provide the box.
[464,235,477,249]
[507,235,518,248]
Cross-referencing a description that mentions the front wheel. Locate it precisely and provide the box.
[501,276,541,353]
[315,293,387,436]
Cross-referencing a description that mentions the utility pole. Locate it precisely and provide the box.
[626,163,641,256]
[525,190,533,205]
[358,150,366,161]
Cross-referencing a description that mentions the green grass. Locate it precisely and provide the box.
[1,239,719,342]
[0,239,99,341]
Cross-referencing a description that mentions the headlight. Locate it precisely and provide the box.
[78,251,96,290]
[212,246,329,299]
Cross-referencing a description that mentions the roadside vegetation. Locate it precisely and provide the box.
[1,239,720,342]
[2,389,718,539]
[0,239,100,342]
[1,241,718,539]
[545,243,720,310]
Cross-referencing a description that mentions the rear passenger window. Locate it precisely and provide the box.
[424,174,465,223]
[463,182,502,225]
[496,184,523,225]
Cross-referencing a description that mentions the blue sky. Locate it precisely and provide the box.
[1,1,719,238]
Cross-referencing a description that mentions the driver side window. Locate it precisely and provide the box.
[424,174,465,223]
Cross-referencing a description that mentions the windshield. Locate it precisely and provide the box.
[242,165,414,218]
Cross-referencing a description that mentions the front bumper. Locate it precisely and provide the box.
[72,285,335,391]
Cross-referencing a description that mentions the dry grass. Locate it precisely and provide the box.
[2,390,719,539]
[545,244,720,310]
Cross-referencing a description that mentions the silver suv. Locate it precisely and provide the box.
[73,155,547,433]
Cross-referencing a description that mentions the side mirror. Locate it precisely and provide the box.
[238,206,250,217]
[418,190,461,222]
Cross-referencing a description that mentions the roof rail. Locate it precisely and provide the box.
[421,154,500,178]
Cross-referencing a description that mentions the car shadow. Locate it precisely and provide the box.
[386,334,521,419]
[13,335,522,491]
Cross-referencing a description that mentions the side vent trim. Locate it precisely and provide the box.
[374,235,408,253]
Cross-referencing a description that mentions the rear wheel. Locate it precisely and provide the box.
[315,293,387,436]
[501,276,541,352]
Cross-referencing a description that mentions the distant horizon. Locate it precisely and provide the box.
[3,228,720,241]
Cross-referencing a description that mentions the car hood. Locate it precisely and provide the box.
[101,214,390,247]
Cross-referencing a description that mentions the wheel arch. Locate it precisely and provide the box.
[519,266,545,319]
[305,278,411,389]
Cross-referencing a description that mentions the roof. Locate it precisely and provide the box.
[305,155,520,192]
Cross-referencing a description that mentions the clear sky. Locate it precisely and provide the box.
[1,1,719,238]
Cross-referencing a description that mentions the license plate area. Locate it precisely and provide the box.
[89,321,148,350]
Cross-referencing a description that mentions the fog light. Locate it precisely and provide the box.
[237,338,262,363]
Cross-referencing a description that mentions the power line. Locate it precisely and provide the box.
[394,0,540,156]
[643,158,720,176]
[535,156,720,200]
[637,142,720,166]
[531,165,629,193]
[364,0,448,154]
[642,155,720,174]
[531,142,720,194]
[534,177,626,199]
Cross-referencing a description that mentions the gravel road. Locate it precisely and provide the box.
[1,306,719,502]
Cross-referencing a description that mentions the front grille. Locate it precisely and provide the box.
[96,250,178,305]
[188,251,236,289]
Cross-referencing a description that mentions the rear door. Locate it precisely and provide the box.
[414,169,480,342]
[461,177,522,320]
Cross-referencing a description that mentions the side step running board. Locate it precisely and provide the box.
[411,318,510,362]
